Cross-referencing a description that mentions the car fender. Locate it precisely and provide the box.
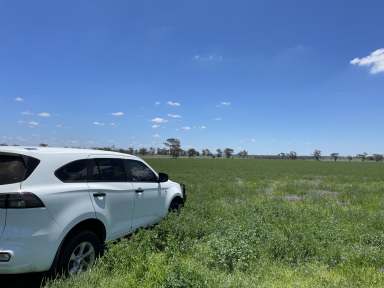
[164,181,184,210]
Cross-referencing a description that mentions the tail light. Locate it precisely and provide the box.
[0,193,45,209]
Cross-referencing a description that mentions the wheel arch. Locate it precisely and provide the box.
[49,218,106,273]
[168,195,184,211]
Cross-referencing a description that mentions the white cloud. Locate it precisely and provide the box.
[350,48,384,74]
[201,125,207,129]
[168,113,182,118]
[151,117,168,124]
[181,126,191,131]
[213,117,222,121]
[38,112,51,117]
[153,133,161,138]
[193,54,223,63]
[28,121,39,127]
[93,121,105,126]
[155,101,161,105]
[21,111,33,116]
[110,122,117,127]
[216,101,231,108]
[56,124,63,128]
[152,124,160,128]
[167,101,181,107]
[15,97,24,102]
[111,112,124,116]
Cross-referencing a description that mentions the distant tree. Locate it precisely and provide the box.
[288,151,297,160]
[127,147,134,155]
[347,155,353,162]
[313,149,321,161]
[238,150,248,158]
[330,153,339,162]
[357,152,368,162]
[216,149,223,158]
[187,148,198,158]
[164,138,181,158]
[0,143,8,146]
[278,152,286,160]
[157,148,168,155]
[39,143,48,147]
[138,148,148,155]
[373,154,384,162]
[149,147,156,155]
[202,149,212,157]
[224,148,234,158]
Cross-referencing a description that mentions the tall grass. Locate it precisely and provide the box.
[47,159,384,287]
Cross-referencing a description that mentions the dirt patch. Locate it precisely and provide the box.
[235,178,245,186]
[310,190,339,198]
[282,195,303,202]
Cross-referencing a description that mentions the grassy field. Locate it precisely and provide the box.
[47,159,384,288]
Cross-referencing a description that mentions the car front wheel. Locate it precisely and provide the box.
[169,197,184,213]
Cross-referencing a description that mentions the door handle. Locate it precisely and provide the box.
[135,188,144,193]
[93,192,106,198]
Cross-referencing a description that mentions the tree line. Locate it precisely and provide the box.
[1,141,383,161]
[276,150,383,162]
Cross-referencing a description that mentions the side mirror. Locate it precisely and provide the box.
[158,172,169,183]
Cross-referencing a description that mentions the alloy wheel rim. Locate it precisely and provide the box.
[68,241,96,275]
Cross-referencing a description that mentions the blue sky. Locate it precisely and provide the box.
[1,0,383,155]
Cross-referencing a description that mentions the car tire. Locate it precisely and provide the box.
[169,198,184,213]
[53,230,103,277]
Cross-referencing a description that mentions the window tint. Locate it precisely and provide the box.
[55,159,89,183]
[0,154,40,185]
[125,160,158,182]
[89,158,127,182]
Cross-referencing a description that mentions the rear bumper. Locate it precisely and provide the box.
[0,233,60,274]
[0,208,61,274]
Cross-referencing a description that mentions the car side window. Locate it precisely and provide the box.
[55,159,89,183]
[89,158,127,182]
[125,160,158,182]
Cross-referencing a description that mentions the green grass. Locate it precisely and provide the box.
[47,159,384,288]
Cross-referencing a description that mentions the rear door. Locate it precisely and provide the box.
[87,157,135,240]
[124,159,164,229]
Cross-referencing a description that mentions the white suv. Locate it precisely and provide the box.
[0,147,186,275]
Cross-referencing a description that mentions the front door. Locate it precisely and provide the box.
[124,159,164,230]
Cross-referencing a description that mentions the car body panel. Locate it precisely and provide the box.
[0,207,61,273]
[131,182,164,230]
[87,182,135,240]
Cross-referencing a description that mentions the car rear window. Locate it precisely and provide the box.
[55,159,89,183]
[0,154,40,185]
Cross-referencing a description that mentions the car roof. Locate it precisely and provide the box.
[0,146,136,159]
